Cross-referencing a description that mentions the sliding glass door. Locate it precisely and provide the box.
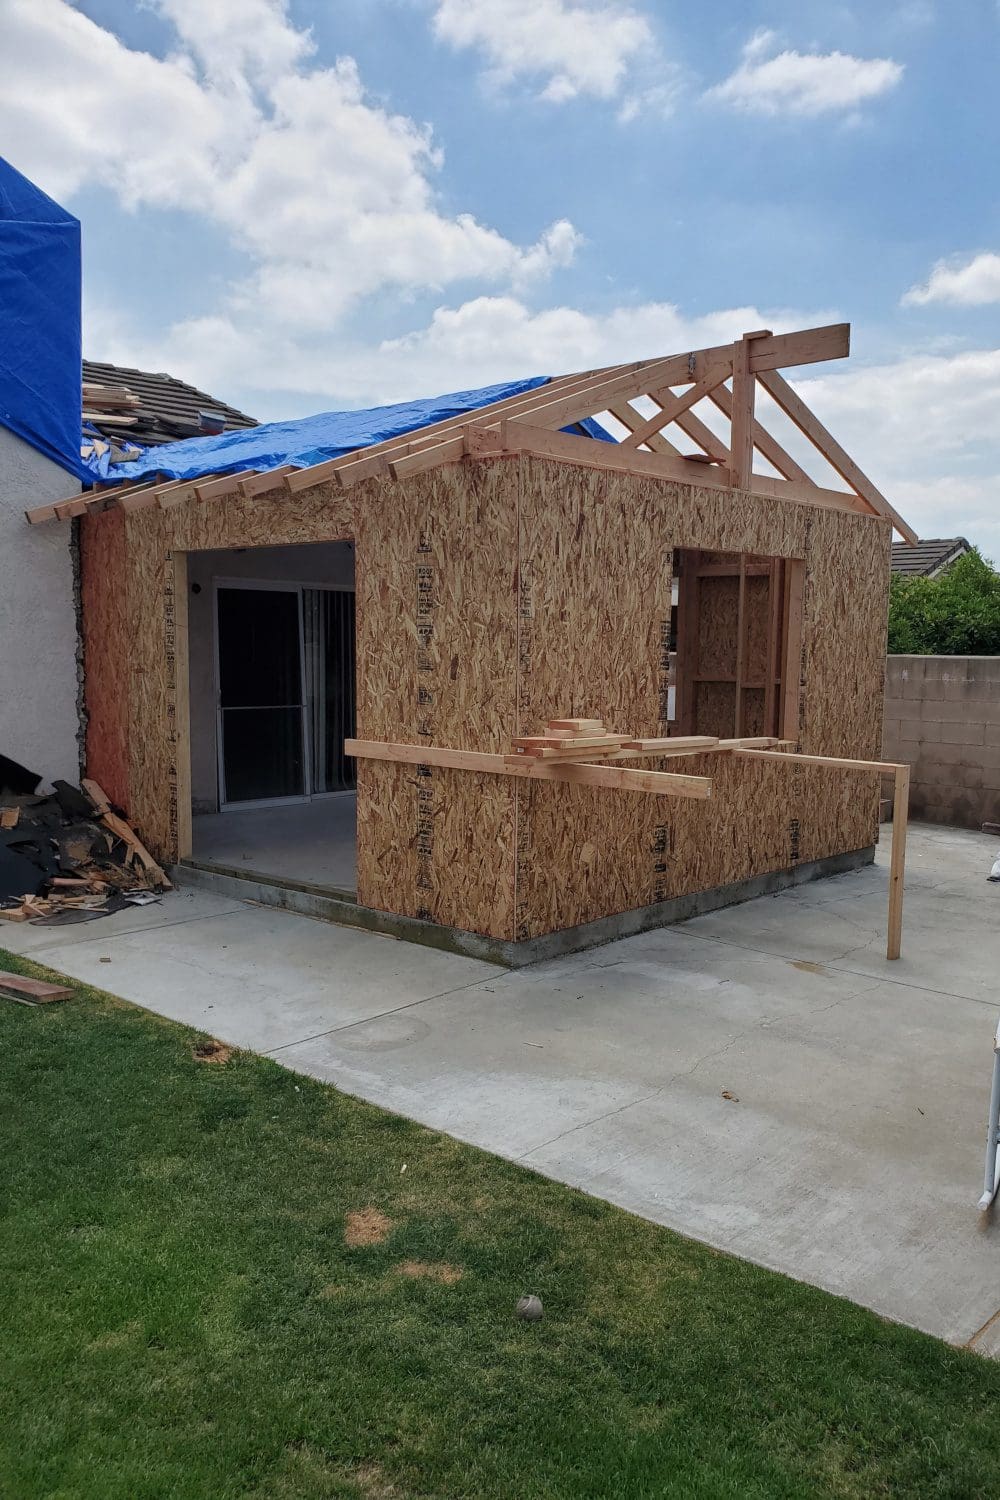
[216,582,356,808]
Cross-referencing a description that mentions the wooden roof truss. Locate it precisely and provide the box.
[25,323,916,543]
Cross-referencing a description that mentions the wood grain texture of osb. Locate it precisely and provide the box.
[80,450,890,944]
[79,507,130,809]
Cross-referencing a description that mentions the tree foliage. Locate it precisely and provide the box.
[887,547,1000,655]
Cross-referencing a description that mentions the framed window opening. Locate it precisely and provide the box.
[670,548,804,742]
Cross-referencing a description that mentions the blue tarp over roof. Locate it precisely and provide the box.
[0,157,82,478]
[81,377,615,486]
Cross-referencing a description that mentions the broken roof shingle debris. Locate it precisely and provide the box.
[0,756,170,926]
[80,358,257,470]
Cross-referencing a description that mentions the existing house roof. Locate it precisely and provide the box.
[27,323,917,545]
[891,537,970,578]
[81,359,257,448]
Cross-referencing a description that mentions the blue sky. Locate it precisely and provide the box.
[3,0,1000,550]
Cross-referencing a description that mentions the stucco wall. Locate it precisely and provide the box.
[187,540,355,811]
[0,425,80,785]
[882,655,1000,828]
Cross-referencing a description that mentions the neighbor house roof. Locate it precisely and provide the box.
[27,323,917,545]
[891,537,970,578]
[81,359,257,449]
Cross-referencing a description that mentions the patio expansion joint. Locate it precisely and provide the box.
[676,927,998,1012]
[262,968,511,1056]
[517,981,886,1162]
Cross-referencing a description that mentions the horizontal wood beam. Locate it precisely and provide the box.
[502,423,876,519]
[513,324,849,435]
[346,738,712,799]
[732,748,902,774]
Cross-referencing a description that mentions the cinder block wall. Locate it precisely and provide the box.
[883,656,1000,828]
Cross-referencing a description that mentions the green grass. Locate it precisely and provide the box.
[1,954,998,1500]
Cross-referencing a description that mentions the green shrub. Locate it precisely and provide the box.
[888,547,1000,655]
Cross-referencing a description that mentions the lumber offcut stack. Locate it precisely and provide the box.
[0,765,170,926]
[507,718,631,764]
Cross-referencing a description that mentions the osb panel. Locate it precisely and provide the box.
[694,681,736,738]
[744,574,771,681]
[83,447,890,944]
[350,461,517,934]
[697,576,738,677]
[79,508,130,809]
[113,462,517,937]
[515,458,891,937]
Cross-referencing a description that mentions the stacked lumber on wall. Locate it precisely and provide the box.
[82,381,143,426]
[507,719,631,764]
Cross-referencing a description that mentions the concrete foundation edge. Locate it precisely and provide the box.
[173,845,877,968]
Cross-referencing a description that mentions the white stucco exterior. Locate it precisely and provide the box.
[0,425,81,786]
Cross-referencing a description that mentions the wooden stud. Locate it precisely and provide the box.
[194,471,257,503]
[734,553,747,736]
[605,399,684,457]
[763,558,782,735]
[780,560,805,742]
[171,551,192,862]
[618,372,727,449]
[887,763,910,960]
[346,738,712,799]
[708,383,811,483]
[240,466,296,498]
[672,408,731,465]
[730,331,770,490]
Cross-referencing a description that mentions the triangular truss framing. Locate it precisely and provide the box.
[26,322,917,544]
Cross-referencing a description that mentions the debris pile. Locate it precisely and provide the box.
[0,757,170,927]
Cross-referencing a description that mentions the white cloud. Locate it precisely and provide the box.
[902,252,1000,307]
[707,28,903,116]
[0,0,578,329]
[795,347,1000,557]
[430,0,655,104]
[115,292,813,412]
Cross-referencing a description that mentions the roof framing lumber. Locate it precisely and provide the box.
[26,322,913,540]
[707,383,810,482]
[499,424,875,520]
[757,368,918,545]
[619,371,726,450]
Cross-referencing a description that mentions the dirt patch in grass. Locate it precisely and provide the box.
[396,1260,463,1285]
[349,1462,402,1499]
[344,1207,392,1247]
[192,1039,233,1065]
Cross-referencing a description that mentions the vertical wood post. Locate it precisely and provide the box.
[170,551,193,861]
[730,330,769,490]
[780,559,805,743]
[734,553,747,736]
[887,763,909,960]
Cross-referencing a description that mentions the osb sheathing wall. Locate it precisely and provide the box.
[79,505,130,809]
[79,452,890,942]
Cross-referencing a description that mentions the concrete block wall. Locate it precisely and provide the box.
[883,656,1000,828]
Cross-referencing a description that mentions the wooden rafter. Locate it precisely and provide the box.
[24,321,915,543]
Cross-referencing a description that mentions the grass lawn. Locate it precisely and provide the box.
[2,952,999,1499]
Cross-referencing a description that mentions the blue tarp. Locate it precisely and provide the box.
[0,158,82,478]
[81,378,616,486]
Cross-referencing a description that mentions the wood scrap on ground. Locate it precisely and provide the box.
[0,970,73,1005]
[0,762,170,925]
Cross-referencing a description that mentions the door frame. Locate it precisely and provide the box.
[212,577,355,812]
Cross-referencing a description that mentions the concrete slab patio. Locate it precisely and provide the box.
[5,822,1000,1352]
